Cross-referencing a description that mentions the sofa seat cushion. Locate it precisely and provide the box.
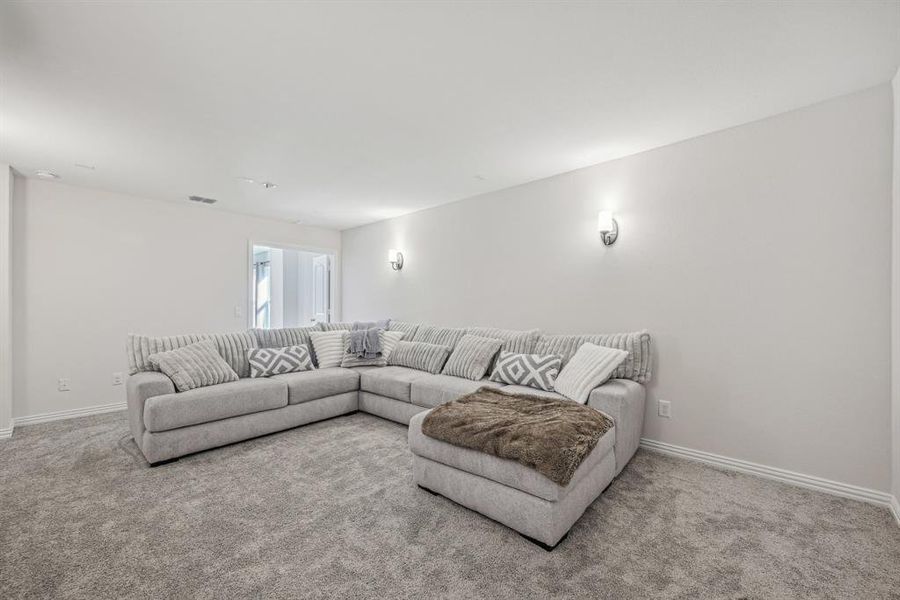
[408,410,615,502]
[144,378,288,433]
[360,366,429,402]
[271,367,360,405]
[411,374,501,409]
[499,384,567,401]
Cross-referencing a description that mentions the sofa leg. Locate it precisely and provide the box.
[519,530,568,552]
[149,457,179,468]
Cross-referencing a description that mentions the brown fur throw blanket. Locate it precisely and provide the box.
[421,387,613,486]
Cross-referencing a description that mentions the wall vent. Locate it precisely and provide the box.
[188,195,217,204]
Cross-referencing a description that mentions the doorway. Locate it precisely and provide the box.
[251,244,334,328]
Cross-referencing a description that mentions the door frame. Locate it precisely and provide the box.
[246,240,339,329]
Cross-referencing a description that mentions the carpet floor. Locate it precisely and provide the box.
[1,411,899,599]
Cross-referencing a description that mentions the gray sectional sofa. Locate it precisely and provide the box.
[126,322,650,476]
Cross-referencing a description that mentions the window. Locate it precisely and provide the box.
[251,244,334,328]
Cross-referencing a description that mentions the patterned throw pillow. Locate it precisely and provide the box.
[148,340,239,393]
[248,345,315,377]
[553,343,629,404]
[388,341,452,374]
[489,351,562,391]
[309,331,346,369]
[441,335,504,381]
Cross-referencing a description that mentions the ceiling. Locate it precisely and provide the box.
[2,1,899,230]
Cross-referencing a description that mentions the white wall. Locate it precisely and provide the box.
[0,165,13,434]
[892,70,900,503]
[343,85,894,492]
[11,178,341,418]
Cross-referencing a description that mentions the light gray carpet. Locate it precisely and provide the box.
[1,412,899,599]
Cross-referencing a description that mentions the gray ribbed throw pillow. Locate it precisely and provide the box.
[553,343,629,404]
[411,325,467,350]
[148,340,239,392]
[388,341,451,374]
[441,335,504,381]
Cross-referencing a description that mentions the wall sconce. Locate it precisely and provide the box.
[597,211,619,246]
[387,249,404,270]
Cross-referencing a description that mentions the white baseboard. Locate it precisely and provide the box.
[890,495,900,527]
[0,425,13,439]
[9,401,126,431]
[640,438,895,510]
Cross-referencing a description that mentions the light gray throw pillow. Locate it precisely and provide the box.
[489,351,562,391]
[441,335,503,381]
[127,331,257,378]
[411,325,467,350]
[553,343,629,404]
[309,331,346,369]
[340,330,405,368]
[148,340,239,393]
[248,345,315,377]
[388,341,451,374]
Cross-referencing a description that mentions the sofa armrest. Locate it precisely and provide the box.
[126,372,175,450]
[587,379,646,475]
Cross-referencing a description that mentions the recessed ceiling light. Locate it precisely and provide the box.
[35,170,60,179]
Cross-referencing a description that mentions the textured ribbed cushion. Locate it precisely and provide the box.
[248,345,314,378]
[388,321,419,340]
[412,325,467,349]
[147,340,239,393]
[535,331,652,383]
[553,343,629,404]
[127,331,257,378]
[379,330,405,359]
[252,326,318,349]
[309,331,346,369]
[319,322,353,331]
[441,335,503,381]
[466,327,541,355]
[389,341,452,374]
[490,351,562,391]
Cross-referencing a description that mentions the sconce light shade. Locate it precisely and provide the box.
[597,211,619,246]
[387,249,404,270]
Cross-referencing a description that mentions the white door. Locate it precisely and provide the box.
[312,254,330,323]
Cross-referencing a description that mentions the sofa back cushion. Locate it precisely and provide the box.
[534,331,652,384]
[319,322,353,331]
[127,331,257,378]
[388,341,452,374]
[252,326,318,349]
[466,327,540,355]
[388,320,419,340]
[412,325,467,349]
[148,340,239,392]
[441,335,504,381]
[248,345,315,378]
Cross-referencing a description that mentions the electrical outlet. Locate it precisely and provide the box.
[112,372,124,386]
[658,399,671,418]
[58,378,71,392]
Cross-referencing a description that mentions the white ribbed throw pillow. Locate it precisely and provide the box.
[553,343,629,404]
[309,331,346,369]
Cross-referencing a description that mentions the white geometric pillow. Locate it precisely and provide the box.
[553,343,629,404]
[248,345,315,378]
[309,331,347,369]
[490,351,562,391]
